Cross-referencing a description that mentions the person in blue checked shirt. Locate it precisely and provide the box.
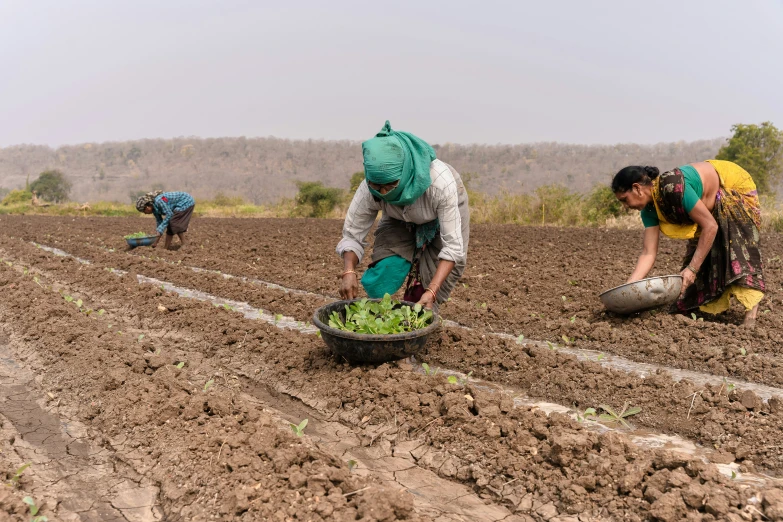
[135,190,196,250]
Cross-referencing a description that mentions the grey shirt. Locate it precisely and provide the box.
[336,159,467,265]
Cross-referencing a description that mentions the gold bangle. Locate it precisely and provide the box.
[686,265,698,275]
[425,287,437,299]
[340,270,357,279]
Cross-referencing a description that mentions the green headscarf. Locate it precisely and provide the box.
[362,120,436,206]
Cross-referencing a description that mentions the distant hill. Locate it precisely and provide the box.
[0,137,725,204]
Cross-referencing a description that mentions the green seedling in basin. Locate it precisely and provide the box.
[598,403,641,429]
[290,419,308,437]
[328,294,433,334]
[123,231,149,239]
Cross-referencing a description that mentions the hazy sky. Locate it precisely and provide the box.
[1,0,781,147]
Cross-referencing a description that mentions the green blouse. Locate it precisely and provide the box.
[641,165,703,228]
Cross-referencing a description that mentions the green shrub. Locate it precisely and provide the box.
[584,184,625,223]
[349,171,365,193]
[210,192,247,207]
[1,190,33,206]
[294,181,344,218]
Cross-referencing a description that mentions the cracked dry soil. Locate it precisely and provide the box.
[2,217,783,521]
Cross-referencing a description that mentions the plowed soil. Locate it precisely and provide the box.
[2,215,783,521]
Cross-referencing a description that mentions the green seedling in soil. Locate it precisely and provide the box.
[462,283,468,288]
[63,295,73,303]
[123,231,149,239]
[154,347,161,355]
[315,331,321,338]
[138,334,145,342]
[422,363,438,376]
[176,361,185,369]
[570,316,576,323]
[447,371,473,386]
[480,302,487,309]
[568,280,579,286]
[546,341,556,350]
[23,496,47,521]
[516,334,525,344]
[576,407,597,423]
[328,294,433,334]
[347,459,358,471]
[598,403,641,429]
[290,419,308,437]
[731,471,737,480]
[274,314,283,324]
[561,335,573,345]
[7,463,30,486]
[596,353,605,361]
[740,347,747,356]
[97,309,105,316]
[204,379,214,392]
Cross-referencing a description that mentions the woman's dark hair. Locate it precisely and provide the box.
[611,166,660,193]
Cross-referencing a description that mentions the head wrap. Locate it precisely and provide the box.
[362,121,436,206]
[135,190,163,212]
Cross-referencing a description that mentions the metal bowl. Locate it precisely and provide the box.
[125,236,158,248]
[599,275,683,314]
[312,299,440,364]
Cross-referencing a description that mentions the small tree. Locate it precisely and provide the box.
[295,181,344,218]
[349,171,365,193]
[715,122,783,194]
[30,170,72,202]
[584,184,624,223]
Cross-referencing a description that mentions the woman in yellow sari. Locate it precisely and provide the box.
[612,160,765,326]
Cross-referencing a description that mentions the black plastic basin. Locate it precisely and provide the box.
[312,299,440,364]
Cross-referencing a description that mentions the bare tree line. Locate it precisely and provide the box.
[0,136,724,204]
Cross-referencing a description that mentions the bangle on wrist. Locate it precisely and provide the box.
[425,287,437,299]
[339,270,357,279]
[686,264,698,275]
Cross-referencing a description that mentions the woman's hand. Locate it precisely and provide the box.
[679,267,697,297]
[151,234,162,248]
[417,288,436,309]
[339,273,358,300]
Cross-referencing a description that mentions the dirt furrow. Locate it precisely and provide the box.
[3,237,783,521]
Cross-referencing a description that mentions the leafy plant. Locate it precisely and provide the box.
[7,463,30,486]
[176,361,185,369]
[23,496,47,521]
[274,314,283,324]
[447,371,473,386]
[204,379,214,392]
[516,334,525,344]
[123,231,149,239]
[328,294,433,334]
[576,407,597,423]
[290,419,308,437]
[421,363,438,376]
[598,403,641,429]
